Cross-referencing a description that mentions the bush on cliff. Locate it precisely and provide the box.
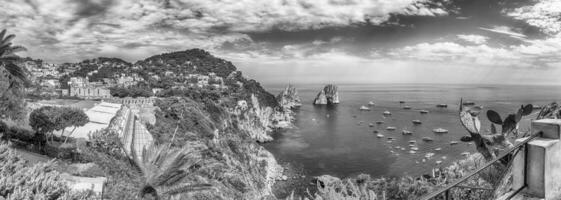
[0,143,94,199]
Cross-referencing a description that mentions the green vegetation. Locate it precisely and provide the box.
[0,29,28,122]
[29,106,88,151]
[110,84,153,98]
[0,143,94,199]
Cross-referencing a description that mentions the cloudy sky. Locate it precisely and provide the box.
[2,0,561,85]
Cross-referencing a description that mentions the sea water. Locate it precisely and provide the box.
[262,83,561,196]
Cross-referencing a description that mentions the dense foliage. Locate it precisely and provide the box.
[110,84,153,98]
[29,106,88,150]
[136,49,236,78]
[0,144,94,199]
[0,29,28,122]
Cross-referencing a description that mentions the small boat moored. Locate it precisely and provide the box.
[368,101,375,106]
[402,130,413,135]
[436,104,448,108]
[359,105,371,111]
[403,106,412,110]
[376,133,384,138]
[450,141,459,145]
[376,121,384,124]
[386,126,396,131]
[422,137,434,142]
[383,111,392,115]
[433,128,448,133]
[412,120,422,125]
[420,110,429,114]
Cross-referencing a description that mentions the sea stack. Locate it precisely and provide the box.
[277,84,302,109]
[313,84,340,105]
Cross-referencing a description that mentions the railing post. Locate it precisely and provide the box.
[445,189,450,200]
[511,119,561,199]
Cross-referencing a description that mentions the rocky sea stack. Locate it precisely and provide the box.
[277,84,302,110]
[313,84,340,105]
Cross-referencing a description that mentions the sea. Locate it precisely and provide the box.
[261,83,561,196]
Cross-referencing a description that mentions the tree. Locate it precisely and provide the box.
[29,106,89,151]
[0,29,28,121]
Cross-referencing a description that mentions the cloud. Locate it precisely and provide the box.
[0,0,450,63]
[479,26,527,39]
[388,36,561,69]
[507,0,561,35]
[457,34,488,44]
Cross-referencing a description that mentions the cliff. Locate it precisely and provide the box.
[313,84,340,105]
[277,84,302,110]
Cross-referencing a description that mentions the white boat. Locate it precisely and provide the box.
[376,133,384,138]
[383,111,392,115]
[386,126,396,131]
[401,147,406,151]
[411,147,419,151]
[436,104,448,108]
[450,141,459,145]
[403,106,412,110]
[420,110,429,114]
[359,105,370,111]
[436,160,442,165]
[434,147,442,151]
[368,101,375,106]
[408,140,416,144]
[422,137,434,142]
[369,123,374,127]
[409,150,416,154]
[412,120,422,125]
[408,144,416,147]
[425,153,435,159]
[402,130,413,135]
[433,128,448,133]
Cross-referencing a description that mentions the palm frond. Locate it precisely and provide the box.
[1,34,15,45]
[0,29,6,41]
[163,183,213,196]
[4,62,27,83]
[3,45,27,56]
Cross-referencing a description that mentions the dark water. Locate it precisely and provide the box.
[262,84,561,190]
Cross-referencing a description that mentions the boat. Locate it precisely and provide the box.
[425,153,435,159]
[373,130,379,133]
[383,111,391,115]
[376,133,384,138]
[399,101,406,104]
[368,101,375,106]
[375,121,384,124]
[402,130,413,135]
[462,101,475,106]
[411,147,419,151]
[409,144,416,147]
[422,137,434,142]
[409,150,416,154]
[408,140,416,144]
[386,126,396,131]
[420,110,429,114]
[450,141,459,145]
[395,146,401,149]
[359,105,370,111]
[369,123,374,127]
[412,120,422,125]
[436,160,442,165]
[433,128,448,133]
[403,106,412,110]
[461,152,470,157]
[434,147,442,151]
[387,137,394,140]
[401,147,406,151]
[436,104,448,108]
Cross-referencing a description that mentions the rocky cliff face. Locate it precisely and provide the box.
[232,94,293,142]
[277,84,302,110]
[313,84,340,105]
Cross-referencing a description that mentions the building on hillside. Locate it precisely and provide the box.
[68,77,88,88]
[152,88,163,95]
[69,86,111,99]
[197,75,209,87]
[40,78,60,88]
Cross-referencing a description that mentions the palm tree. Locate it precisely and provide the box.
[0,29,28,89]
[136,145,213,200]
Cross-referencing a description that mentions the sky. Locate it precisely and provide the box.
[1,0,561,85]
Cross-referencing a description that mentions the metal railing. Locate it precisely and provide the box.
[421,133,540,200]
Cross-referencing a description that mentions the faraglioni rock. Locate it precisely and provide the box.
[277,84,302,109]
[313,84,340,105]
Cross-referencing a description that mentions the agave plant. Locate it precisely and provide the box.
[458,99,532,161]
[136,145,213,200]
[0,29,28,89]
